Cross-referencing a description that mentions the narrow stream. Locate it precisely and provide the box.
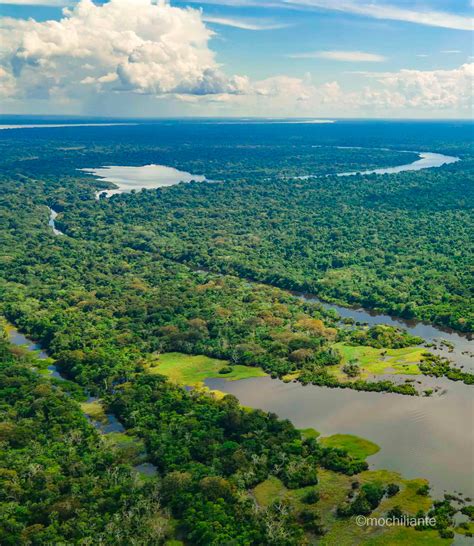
[48,208,64,236]
[6,325,157,476]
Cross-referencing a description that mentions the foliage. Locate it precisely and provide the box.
[0,121,472,544]
[419,353,474,385]
[0,329,168,545]
[337,482,387,517]
[106,373,369,543]
[53,146,473,333]
[348,325,423,349]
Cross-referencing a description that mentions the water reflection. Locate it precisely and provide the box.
[298,150,459,180]
[48,208,64,236]
[299,293,473,371]
[206,375,474,498]
[7,329,49,359]
[337,152,459,177]
[83,164,206,198]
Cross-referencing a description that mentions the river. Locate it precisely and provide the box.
[81,148,459,198]
[206,374,473,498]
[336,151,459,177]
[46,148,473,497]
[206,148,470,499]
[6,327,124,428]
[299,294,473,372]
[297,150,459,179]
[48,208,64,236]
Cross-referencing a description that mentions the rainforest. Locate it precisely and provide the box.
[0,118,473,545]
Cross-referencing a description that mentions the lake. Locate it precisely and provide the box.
[82,148,459,198]
[82,164,207,198]
[206,374,473,499]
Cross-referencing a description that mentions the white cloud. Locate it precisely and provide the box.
[371,63,474,109]
[206,63,473,116]
[288,50,386,62]
[1,0,69,5]
[441,50,462,54]
[1,1,471,117]
[0,0,246,99]
[254,74,313,100]
[188,0,474,31]
[203,15,288,30]
[0,66,17,98]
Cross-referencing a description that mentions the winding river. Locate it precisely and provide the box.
[297,150,459,179]
[204,149,471,498]
[46,148,473,496]
[6,328,123,429]
[203,149,471,498]
[336,151,459,177]
[48,208,64,236]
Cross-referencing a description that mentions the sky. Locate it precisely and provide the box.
[0,0,472,118]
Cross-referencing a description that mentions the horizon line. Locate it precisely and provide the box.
[1,115,473,122]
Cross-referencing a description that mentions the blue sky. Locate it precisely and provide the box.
[0,0,472,118]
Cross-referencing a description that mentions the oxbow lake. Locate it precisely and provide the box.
[82,164,206,198]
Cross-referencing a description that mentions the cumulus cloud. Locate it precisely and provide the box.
[371,63,474,109]
[0,0,471,117]
[0,0,247,99]
[254,75,312,100]
[251,75,343,105]
[0,66,17,98]
[214,63,473,115]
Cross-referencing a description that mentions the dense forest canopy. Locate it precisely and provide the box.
[62,159,473,331]
[1,119,473,544]
[1,120,472,332]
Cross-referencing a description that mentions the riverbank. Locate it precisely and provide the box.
[5,320,473,543]
[139,349,473,498]
[205,374,474,499]
[42,144,473,506]
[5,323,158,477]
